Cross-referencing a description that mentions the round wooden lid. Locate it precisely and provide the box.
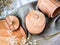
[26,10,46,34]
[6,16,20,31]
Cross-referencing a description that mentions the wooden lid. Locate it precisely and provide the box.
[6,16,20,31]
[26,10,46,34]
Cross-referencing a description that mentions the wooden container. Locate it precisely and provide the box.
[0,16,26,39]
[38,0,60,18]
[26,10,46,34]
[0,16,26,45]
[0,27,26,45]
